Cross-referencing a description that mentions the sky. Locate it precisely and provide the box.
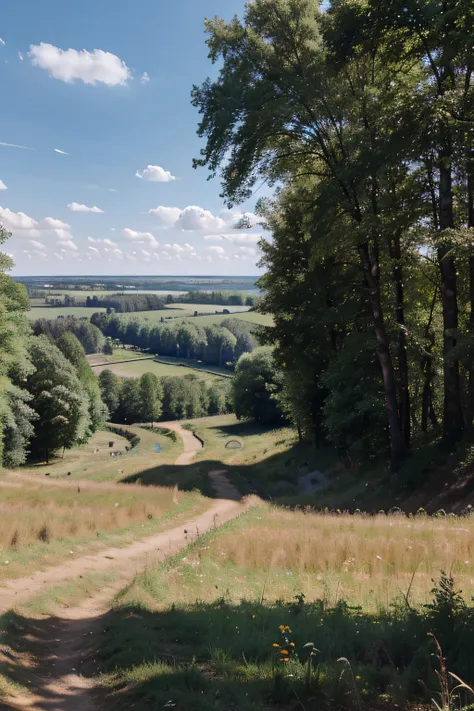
[0,0,268,277]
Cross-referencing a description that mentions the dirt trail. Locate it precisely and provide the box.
[4,424,249,711]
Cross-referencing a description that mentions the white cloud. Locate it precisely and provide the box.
[28,43,132,86]
[135,165,176,182]
[88,236,118,248]
[0,39,5,46]
[54,252,64,261]
[40,217,70,229]
[148,206,182,225]
[0,180,7,190]
[206,245,226,255]
[148,205,261,233]
[204,233,262,244]
[88,246,99,253]
[53,228,74,240]
[28,240,46,250]
[54,148,69,155]
[0,206,38,230]
[67,202,104,213]
[57,239,78,250]
[237,246,257,257]
[122,228,158,248]
[0,141,35,151]
[18,51,23,61]
[140,72,150,84]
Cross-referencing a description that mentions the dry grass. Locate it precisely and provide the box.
[0,481,189,551]
[142,507,474,611]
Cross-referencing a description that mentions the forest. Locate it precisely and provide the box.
[191,0,474,469]
[90,312,258,367]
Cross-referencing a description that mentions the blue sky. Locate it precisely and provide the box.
[0,0,266,276]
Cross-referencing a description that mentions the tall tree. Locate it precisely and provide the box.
[192,0,421,466]
[26,335,91,462]
[0,226,36,466]
[98,370,123,420]
[138,372,163,425]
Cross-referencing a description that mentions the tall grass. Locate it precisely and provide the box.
[0,481,192,551]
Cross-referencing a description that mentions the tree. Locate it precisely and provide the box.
[138,372,163,425]
[26,335,91,462]
[98,370,122,420]
[103,339,113,355]
[0,226,36,466]
[56,331,106,432]
[192,0,423,466]
[232,347,283,425]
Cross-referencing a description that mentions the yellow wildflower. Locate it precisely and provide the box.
[280,649,289,655]
[272,643,280,648]
[289,642,295,647]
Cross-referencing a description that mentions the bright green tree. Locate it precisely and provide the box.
[138,372,163,425]
[26,335,91,462]
[232,347,283,425]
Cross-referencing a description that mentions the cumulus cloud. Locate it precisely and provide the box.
[54,148,69,155]
[0,180,7,190]
[88,246,99,253]
[27,240,46,250]
[206,245,226,255]
[135,165,176,182]
[148,206,182,225]
[203,233,262,244]
[0,39,5,46]
[149,205,262,233]
[237,246,257,257]
[140,72,150,84]
[53,228,74,240]
[57,239,78,250]
[67,202,104,213]
[40,217,70,229]
[28,43,132,86]
[122,228,158,248]
[0,206,38,230]
[88,236,118,248]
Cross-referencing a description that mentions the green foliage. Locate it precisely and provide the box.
[232,347,283,425]
[0,226,36,466]
[26,335,91,462]
[138,372,163,423]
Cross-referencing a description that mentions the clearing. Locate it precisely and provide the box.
[26,306,107,320]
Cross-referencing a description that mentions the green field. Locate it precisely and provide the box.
[27,306,107,320]
[119,309,274,327]
[88,356,227,383]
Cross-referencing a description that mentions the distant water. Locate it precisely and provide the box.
[14,275,261,294]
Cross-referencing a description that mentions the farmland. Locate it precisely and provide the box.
[118,308,274,327]
[26,305,107,320]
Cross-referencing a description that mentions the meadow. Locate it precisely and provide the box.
[0,425,207,580]
[94,505,474,711]
[117,308,272,327]
[26,305,107,319]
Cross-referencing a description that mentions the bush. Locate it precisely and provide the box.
[106,425,141,449]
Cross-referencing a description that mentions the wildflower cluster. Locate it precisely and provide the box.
[272,625,296,664]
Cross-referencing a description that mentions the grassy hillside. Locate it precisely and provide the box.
[94,504,474,711]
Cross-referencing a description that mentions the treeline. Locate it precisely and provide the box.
[85,293,165,313]
[0,229,106,466]
[98,370,232,423]
[91,313,257,367]
[193,0,474,469]
[32,317,105,354]
[174,291,256,307]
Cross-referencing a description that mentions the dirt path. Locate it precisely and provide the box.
[4,425,249,711]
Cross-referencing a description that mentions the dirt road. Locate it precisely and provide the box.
[4,423,249,711]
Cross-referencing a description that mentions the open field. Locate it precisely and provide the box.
[87,347,153,365]
[0,426,211,582]
[93,504,474,711]
[88,356,227,382]
[26,305,106,320]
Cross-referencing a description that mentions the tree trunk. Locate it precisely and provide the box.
[437,153,463,445]
[389,234,410,447]
[467,162,474,426]
[358,243,406,468]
